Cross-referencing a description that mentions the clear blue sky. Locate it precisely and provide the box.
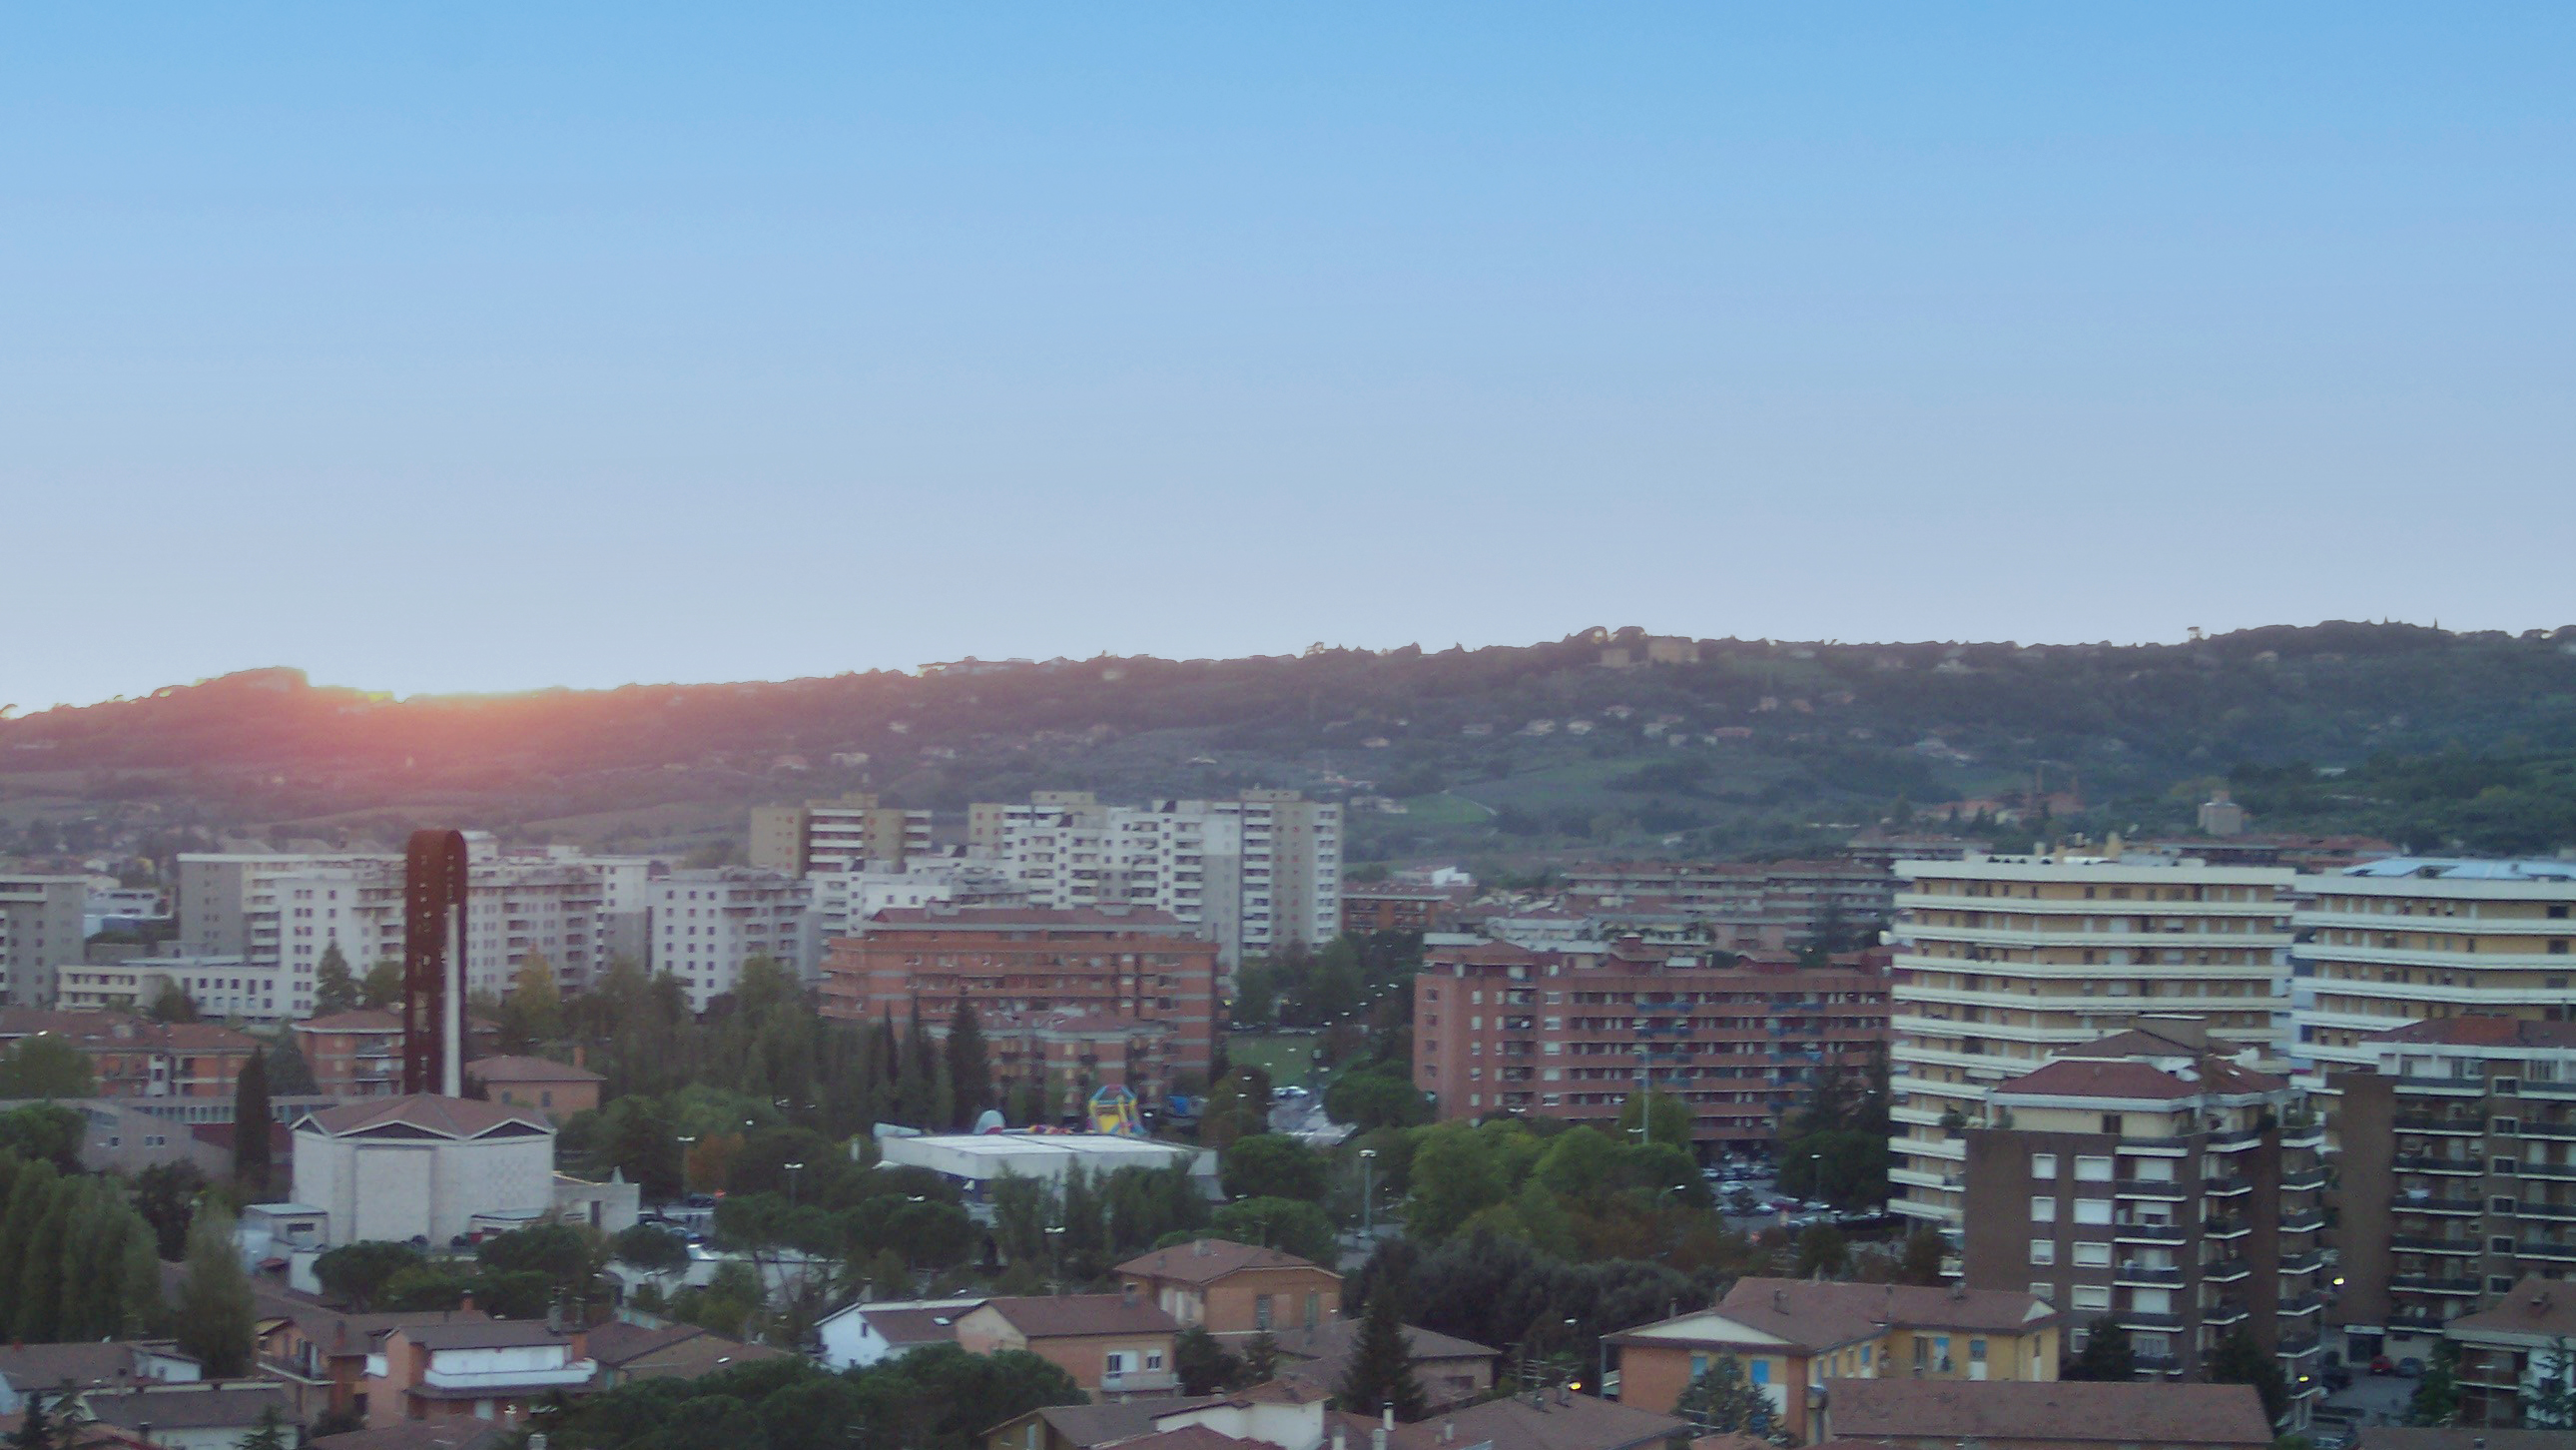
[6,5,2572,710]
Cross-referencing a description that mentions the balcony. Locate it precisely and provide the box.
[2389,1234,2479,1256]
[2115,1222,2189,1244]
[2204,1217,2252,1240]
[2282,1250,2326,1275]
[421,1359,597,1391]
[2279,1292,2326,1318]
[2516,1201,2576,1222]
[2395,1115,2487,1136]
[2277,1334,2323,1359]
[2205,1125,2265,1151]
[2514,1240,2576,1263]
[2204,1175,2254,1198]
[1098,1370,1181,1394]
[2116,1263,2186,1287]
[2519,1120,2576,1139]
[2204,1258,2252,1283]
[2204,1300,2250,1327]
[2280,1209,2327,1234]
[2523,1162,2576,1180]
[2390,1194,2486,1215]
[2395,1154,2485,1176]
[2116,1179,2190,1201]
[2115,1311,2188,1333]
[2281,1168,2329,1193]
[2390,1275,2483,1296]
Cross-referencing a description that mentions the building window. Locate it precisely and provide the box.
[1255,1295,1273,1329]
[2030,1240,2056,1265]
[2074,1156,2114,1182]
[2032,1197,2057,1222]
[2071,1285,2111,1311]
[2073,1199,2113,1225]
[2073,1242,2111,1267]
[2032,1154,2058,1179]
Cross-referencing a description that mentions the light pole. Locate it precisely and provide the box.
[1045,1224,1066,1288]
[677,1134,698,1195]
[785,1160,806,1207]
[1359,1148,1378,1238]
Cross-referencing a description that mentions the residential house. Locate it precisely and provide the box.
[1814,1378,2272,1450]
[583,1321,786,1388]
[1267,1320,1497,1410]
[311,1423,509,1450]
[1118,1240,1344,1336]
[75,1382,297,1450]
[818,1297,983,1370]
[1386,1388,1688,1450]
[0,1011,260,1098]
[0,1342,200,1417]
[2440,1276,2576,1430]
[461,1055,604,1118]
[954,1294,1181,1398]
[255,1306,493,1422]
[985,1381,1333,1450]
[365,1320,596,1429]
[1607,1280,2058,1444]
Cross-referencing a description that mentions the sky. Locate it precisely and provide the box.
[6,5,2573,711]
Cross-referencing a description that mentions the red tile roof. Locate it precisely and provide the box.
[1989,1059,2204,1101]
[1118,1238,1334,1285]
[296,1094,549,1140]
[462,1055,603,1085]
[979,1293,1179,1338]
[2372,1016,2576,1050]
[1821,1378,2271,1447]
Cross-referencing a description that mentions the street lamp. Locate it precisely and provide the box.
[1359,1148,1378,1237]
[785,1160,806,1207]
[1045,1224,1067,1286]
[677,1134,698,1194]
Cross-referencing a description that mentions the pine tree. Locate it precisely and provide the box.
[2523,1337,2576,1430]
[2062,1317,2136,1381]
[0,1158,60,1313]
[896,1001,938,1127]
[12,1389,52,1450]
[314,942,359,1014]
[947,1002,993,1129]
[2406,1339,2461,1427]
[234,1047,274,1196]
[236,1406,292,1450]
[174,1203,255,1376]
[1673,1355,1780,1441]
[1338,1290,1426,1421]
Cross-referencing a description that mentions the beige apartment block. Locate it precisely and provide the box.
[1888,850,2295,1231]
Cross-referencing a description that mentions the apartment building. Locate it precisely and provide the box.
[1888,851,2296,1229]
[1563,858,1901,943]
[1959,1022,2327,1417]
[57,954,295,1024]
[818,906,1218,1109]
[805,859,1026,968]
[1410,936,1890,1148]
[647,868,811,1011]
[0,1010,261,1098]
[2443,1276,2576,1430]
[0,873,91,1007]
[751,791,936,875]
[969,790,1340,970]
[2331,1017,2576,1365]
[2288,858,2576,1095]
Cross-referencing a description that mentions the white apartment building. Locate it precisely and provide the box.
[84,885,172,937]
[648,868,811,1011]
[967,789,1339,970]
[1887,850,2297,1231]
[58,954,296,1025]
[804,858,1024,972]
[2288,856,2576,1094]
[751,793,936,876]
[1,873,96,1007]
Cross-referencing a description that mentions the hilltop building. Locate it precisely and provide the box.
[750,792,936,876]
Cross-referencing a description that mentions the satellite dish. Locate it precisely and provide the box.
[974,1108,1006,1134]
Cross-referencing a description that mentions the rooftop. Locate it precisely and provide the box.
[2371,1016,2576,1051]
[82,1383,294,1432]
[1820,1378,2272,1447]
[395,1320,573,1351]
[1389,1391,1687,1450]
[980,1293,1180,1338]
[297,1094,550,1140]
[2337,857,2576,882]
[462,1054,604,1085]
[1119,1239,1334,1286]
[2443,1277,2576,1341]
[1612,1280,2052,1356]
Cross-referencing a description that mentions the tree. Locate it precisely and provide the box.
[1776,1128,1891,1209]
[259,1033,320,1095]
[2523,1336,2575,1430]
[947,1002,992,1130]
[0,1036,96,1098]
[236,1406,293,1450]
[1339,1289,1427,1421]
[233,1047,273,1195]
[1614,1088,1690,1148]
[1404,1123,1510,1241]
[894,1002,938,1128]
[11,1389,53,1450]
[1894,1229,1947,1286]
[2405,1339,2461,1427]
[2209,1325,2287,1428]
[2062,1318,2136,1382]
[313,942,359,1014]
[1221,1133,1328,1202]
[615,1223,692,1278]
[315,1241,426,1310]
[174,1203,255,1376]
[1672,1355,1779,1441]
[0,1102,85,1171]
[1211,1197,1337,1265]
[504,950,565,1047]
[359,959,405,1010]
[147,979,201,1023]
[1325,1071,1432,1131]
[1199,1067,1272,1149]
[1793,1222,1849,1279]
[133,1160,210,1258]
[1176,1325,1246,1395]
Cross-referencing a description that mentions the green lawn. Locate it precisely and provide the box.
[1227,1031,1323,1088]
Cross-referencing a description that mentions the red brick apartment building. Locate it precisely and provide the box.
[1340,886,1460,937]
[0,1009,260,1098]
[1410,937,1889,1147]
[820,906,1218,1109]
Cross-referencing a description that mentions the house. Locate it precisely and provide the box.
[291,1095,555,1248]
[292,1011,407,1099]
[2439,1277,2576,1430]
[311,1423,509,1450]
[1815,1378,2273,1450]
[1118,1240,1345,1336]
[1607,1280,2058,1444]
[1268,1320,1497,1410]
[2356,1432,2571,1450]
[818,1296,985,1370]
[984,1381,1333,1450]
[0,1342,200,1416]
[462,1055,604,1118]
[584,1321,787,1388]
[1388,1388,1688,1450]
[254,1306,492,1422]
[75,1382,297,1450]
[365,1320,596,1429]
[954,1294,1181,1397]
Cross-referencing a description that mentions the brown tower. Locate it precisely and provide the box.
[401,829,470,1095]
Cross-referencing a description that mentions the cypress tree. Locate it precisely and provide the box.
[119,1216,166,1335]
[1338,1289,1426,1422]
[313,941,358,1014]
[0,1158,60,1311]
[174,1203,255,1376]
[896,1001,938,1127]
[15,1179,73,1341]
[947,1002,993,1129]
[235,1047,274,1196]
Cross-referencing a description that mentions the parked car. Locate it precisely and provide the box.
[2367,1355,2396,1376]
[2396,1356,2423,1378]
[2320,1364,2352,1391]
